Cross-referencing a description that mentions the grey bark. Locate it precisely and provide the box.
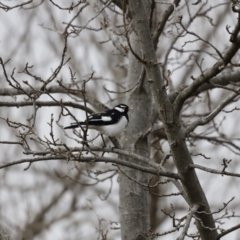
[119,31,151,239]
[127,1,219,239]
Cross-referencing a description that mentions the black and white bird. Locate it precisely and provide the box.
[64,104,130,137]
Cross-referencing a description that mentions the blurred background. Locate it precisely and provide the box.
[0,0,240,239]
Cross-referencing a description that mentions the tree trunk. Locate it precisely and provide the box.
[119,30,151,239]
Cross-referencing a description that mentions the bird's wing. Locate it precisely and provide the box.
[83,109,120,126]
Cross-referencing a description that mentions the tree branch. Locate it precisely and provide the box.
[0,100,94,112]
[187,163,240,178]
[24,146,161,170]
[216,223,240,240]
[0,155,180,179]
[183,88,240,136]
[168,70,240,103]
[152,0,181,49]
[177,205,200,240]
[88,0,128,55]
[173,35,240,115]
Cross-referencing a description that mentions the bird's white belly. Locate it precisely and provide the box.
[99,117,128,137]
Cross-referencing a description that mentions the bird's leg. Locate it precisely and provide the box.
[101,134,106,157]
[108,136,117,150]
[101,134,106,147]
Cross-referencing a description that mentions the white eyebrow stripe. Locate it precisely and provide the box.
[101,116,112,121]
[115,107,124,112]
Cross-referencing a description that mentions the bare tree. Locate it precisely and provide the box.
[1,0,240,239]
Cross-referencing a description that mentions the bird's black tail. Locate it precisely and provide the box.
[64,122,85,129]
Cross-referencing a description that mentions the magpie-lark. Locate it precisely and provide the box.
[64,104,130,137]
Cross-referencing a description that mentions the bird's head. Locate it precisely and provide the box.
[114,104,131,113]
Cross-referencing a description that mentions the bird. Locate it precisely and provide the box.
[64,104,130,137]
